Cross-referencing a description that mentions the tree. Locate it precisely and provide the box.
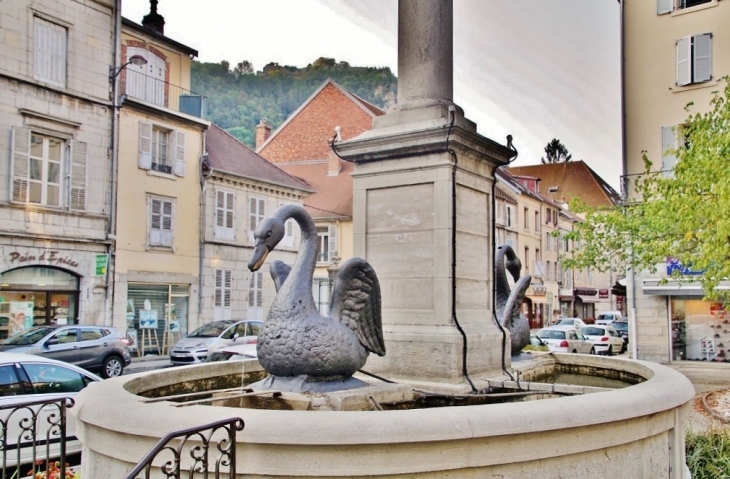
[562,77,730,299]
[541,138,573,164]
[233,60,254,77]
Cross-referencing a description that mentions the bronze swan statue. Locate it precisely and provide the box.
[248,204,385,381]
[495,244,531,353]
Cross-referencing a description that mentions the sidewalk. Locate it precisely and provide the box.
[669,360,730,431]
[125,354,172,374]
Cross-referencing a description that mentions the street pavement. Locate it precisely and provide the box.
[125,355,173,374]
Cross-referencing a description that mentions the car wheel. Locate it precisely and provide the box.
[590,347,596,355]
[620,342,627,354]
[102,355,124,378]
[607,346,613,357]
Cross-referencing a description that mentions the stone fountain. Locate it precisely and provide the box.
[73,2,694,477]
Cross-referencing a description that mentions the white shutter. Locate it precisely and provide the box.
[34,18,50,83]
[149,198,162,245]
[224,270,232,307]
[138,122,152,169]
[693,33,712,83]
[676,36,691,86]
[69,140,87,211]
[214,269,223,307]
[328,225,337,260]
[661,126,678,176]
[657,0,673,15]
[215,190,235,240]
[161,200,173,246]
[10,127,31,203]
[173,130,186,176]
[49,21,66,86]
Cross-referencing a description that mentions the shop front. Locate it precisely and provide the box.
[574,288,599,321]
[125,283,190,356]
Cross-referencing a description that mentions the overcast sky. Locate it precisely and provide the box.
[122,0,622,187]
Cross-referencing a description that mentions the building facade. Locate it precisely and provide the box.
[623,0,730,363]
[0,0,116,338]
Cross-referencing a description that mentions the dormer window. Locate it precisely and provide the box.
[548,186,559,193]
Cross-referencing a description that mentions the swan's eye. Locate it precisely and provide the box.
[266,231,272,238]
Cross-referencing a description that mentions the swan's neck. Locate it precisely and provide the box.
[275,205,318,303]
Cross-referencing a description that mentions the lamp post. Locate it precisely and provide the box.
[109,54,147,80]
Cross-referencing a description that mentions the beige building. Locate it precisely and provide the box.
[0,0,116,336]
[623,0,730,363]
[112,11,209,353]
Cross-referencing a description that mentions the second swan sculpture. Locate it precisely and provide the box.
[495,244,531,354]
[248,204,385,380]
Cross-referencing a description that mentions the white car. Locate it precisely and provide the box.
[536,327,596,354]
[579,325,626,356]
[550,318,587,330]
[170,320,262,365]
[595,311,624,326]
[0,352,101,470]
[204,343,258,363]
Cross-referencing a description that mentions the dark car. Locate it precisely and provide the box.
[0,325,132,378]
[611,320,630,343]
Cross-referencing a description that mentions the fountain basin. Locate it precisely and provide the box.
[73,354,693,478]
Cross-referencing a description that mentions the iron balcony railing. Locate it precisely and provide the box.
[124,417,244,479]
[122,69,207,119]
[0,396,74,479]
[620,169,674,203]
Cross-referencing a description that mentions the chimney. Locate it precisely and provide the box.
[142,0,165,35]
[328,126,342,176]
[255,120,271,150]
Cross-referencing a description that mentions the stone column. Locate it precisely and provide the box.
[337,0,513,389]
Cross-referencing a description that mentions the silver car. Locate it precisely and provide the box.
[0,325,132,378]
[170,320,262,365]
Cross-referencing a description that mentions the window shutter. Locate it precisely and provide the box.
[328,225,337,259]
[216,190,225,228]
[49,21,66,86]
[225,192,234,230]
[661,126,678,176]
[173,130,185,176]
[214,269,223,307]
[138,122,152,169]
[657,0,673,14]
[224,270,232,307]
[676,36,691,86]
[162,200,173,246]
[693,33,712,83]
[69,140,87,211]
[34,18,50,83]
[10,127,31,202]
[150,199,161,245]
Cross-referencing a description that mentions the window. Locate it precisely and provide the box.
[547,186,559,194]
[52,328,78,344]
[317,226,337,263]
[535,211,541,233]
[215,190,235,240]
[313,277,331,315]
[248,271,263,321]
[248,197,266,242]
[524,247,529,273]
[149,196,174,247]
[557,262,563,284]
[80,328,107,342]
[10,128,87,210]
[546,232,551,252]
[214,269,232,321]
[24,363,90,394]
[658,0,712,14]
[0,365,22,397]
[34,16,67,87]
[138,122,185,176]
[279,202,296,247]
[506,206,513,227]
[495,199,504,224]
[523,208,529,230]
[124,47,166,105]
[676,33,712,87]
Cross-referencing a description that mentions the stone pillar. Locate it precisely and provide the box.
[337,0,514,388]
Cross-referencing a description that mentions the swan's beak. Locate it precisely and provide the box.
[248,244,269,271]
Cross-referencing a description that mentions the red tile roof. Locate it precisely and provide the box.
[205,124,312,192]
[277,160,354,220]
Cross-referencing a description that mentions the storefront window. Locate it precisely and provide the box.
[0,267,79,338]
[127,283,189,356]
[671,298,728,361]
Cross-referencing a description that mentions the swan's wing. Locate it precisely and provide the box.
[330,258,385,356]
[270,260,291,292]
[502,274,531,329]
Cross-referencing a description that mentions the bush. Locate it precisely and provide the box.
[686,425,730,478]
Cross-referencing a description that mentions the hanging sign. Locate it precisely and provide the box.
[95,254,108,276]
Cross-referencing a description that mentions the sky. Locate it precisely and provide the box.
[122,0,622,188]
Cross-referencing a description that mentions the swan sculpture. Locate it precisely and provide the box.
[248,204,385,382]
[495,244,531,353]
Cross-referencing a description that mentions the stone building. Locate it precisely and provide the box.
[0,0,116,337]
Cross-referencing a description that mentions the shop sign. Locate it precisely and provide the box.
[95,254,108,276]
[598,289,609,299]
[8,250,79,269]
[666,257,703,276]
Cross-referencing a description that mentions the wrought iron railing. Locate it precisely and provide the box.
[124,417,244,479]
[620,170,674,203]
[122,69,207,119]
[0,397,74,479]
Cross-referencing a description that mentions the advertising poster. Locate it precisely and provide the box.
[139,310,158,329]
[9,302,34,334]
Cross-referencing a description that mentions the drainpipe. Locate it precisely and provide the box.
[105,0,122,328]
[198,136,208,328]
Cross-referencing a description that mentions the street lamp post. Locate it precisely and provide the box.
[109,54,147,80]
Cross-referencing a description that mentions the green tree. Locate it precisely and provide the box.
[233,60,254,77]
[541,138,573,164]
[562,77,730,298]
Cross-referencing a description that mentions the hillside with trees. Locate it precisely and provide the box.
[191,57,397,148]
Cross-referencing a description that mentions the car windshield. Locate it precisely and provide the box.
[187,321,234,338]
[554,319,576,326]
[537,329,566,340]
[613,322,629,332]
[580,327,605,336]
[1,326,54,345]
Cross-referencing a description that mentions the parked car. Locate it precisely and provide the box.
[579,325,626,356]
[0,352,101,469]
[609,320,630,344]
[596,311,624,326]
[550,318,586,330]
[204,343,258,363]
[0,325,132,378]
[526,332,550,352]
[170,320,262,365]
[536,327,595,354]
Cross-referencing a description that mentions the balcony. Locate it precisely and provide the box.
[122,69,207,119]
[620,170,673,203]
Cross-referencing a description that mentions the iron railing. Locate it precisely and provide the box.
[124,417,244,479]
[620,170,674,203]
[122,69,207,119]
[0,396,74,479]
